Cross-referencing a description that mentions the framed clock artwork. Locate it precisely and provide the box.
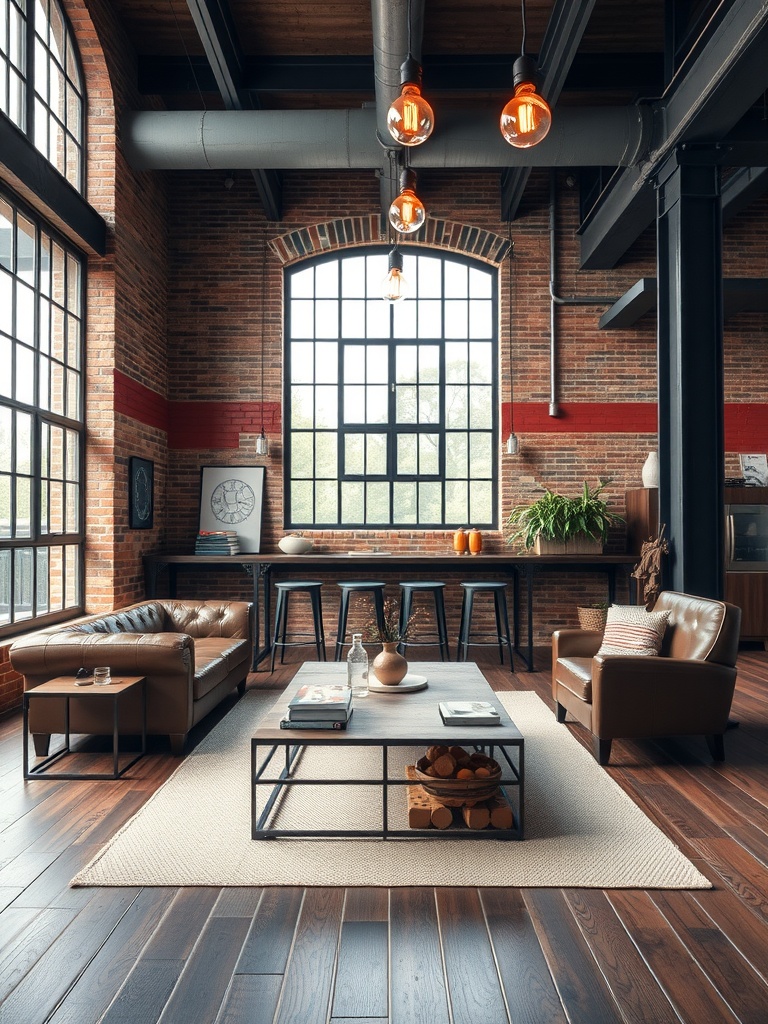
[198,465,266,552]
[129,457,154,529]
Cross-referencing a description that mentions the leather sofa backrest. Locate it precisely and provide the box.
[70,602,168,635]
[654,591,740,667]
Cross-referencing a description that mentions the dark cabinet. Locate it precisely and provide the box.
[725,486,768,641]
[625,488,658,554]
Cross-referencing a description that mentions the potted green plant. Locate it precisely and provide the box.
[506,480,623,555]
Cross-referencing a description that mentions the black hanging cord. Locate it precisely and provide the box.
[520,0,528,57]
[260,245,267,433]
[507,220,514,425]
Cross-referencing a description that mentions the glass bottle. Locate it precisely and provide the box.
[347,633,369,698]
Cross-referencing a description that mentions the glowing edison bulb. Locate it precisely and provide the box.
[500,56,552,149]
[388,170,425,234]
[389,189,425,234]
[387,84,434,146]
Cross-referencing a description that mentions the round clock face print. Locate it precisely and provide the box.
[133,467,152,522]
[210,479,256,524]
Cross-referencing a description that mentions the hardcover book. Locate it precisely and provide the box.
[280,709,353,730]
[438,701,501,726]
[287,683,353,720]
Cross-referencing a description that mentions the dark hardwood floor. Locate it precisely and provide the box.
[2,647,768,1024]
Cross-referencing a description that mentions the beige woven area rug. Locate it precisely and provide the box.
[71,689,710,889]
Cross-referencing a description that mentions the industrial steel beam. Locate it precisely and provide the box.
[578,0,768,268]
[186,0,282,220]
[501,0,598,222]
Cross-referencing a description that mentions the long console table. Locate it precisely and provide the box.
[144,551,637,672]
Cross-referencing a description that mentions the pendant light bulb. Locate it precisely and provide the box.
[382,246,407,302]
[389,168,426,235]
[506,432,520,455]
[500,55,552,149]
[256,431,269,456]
[387,57,434,146]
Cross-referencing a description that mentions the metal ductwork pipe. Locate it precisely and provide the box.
[122,105,651,171]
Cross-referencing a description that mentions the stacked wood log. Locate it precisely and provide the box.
[405,766,515,830]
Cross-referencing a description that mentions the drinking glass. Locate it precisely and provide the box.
[93,666,111,686]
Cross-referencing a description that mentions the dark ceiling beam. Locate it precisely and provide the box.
[185,0,281,220]
[722,165,768,223]
[137,52,664,96]
[0,117,106,255]
[599,276,768,329]
[578,0,768,269]
[501,0,598,222]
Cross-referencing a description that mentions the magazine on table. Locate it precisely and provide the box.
[287,683,353,720]
[438,701,501,726]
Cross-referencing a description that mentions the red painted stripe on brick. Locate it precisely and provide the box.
[115,375,767,449]
[501,402,658,434]
[114,370,169,432]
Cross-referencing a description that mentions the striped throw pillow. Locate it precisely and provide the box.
[596,605,670,657]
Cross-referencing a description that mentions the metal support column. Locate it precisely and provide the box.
[656,149,724,598]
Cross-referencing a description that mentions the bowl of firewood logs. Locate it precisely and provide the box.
[414,745,501,807]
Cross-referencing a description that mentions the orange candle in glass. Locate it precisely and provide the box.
[468,528,483,555]
[453,527,468,555]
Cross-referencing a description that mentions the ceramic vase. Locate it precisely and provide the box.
[372,642,408,686]
[468,528,483,555]
[642,451,659,488]
[453,527,468,555]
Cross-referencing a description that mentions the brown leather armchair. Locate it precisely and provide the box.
[552,591,742,765]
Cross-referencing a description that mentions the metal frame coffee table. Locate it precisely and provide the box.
[251,662,524,840]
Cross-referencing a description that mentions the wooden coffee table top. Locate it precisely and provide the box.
[254,662,523,745]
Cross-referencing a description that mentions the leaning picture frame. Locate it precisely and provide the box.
[198,465,266,552]
[129,457,154,529]
[739,454,768,487]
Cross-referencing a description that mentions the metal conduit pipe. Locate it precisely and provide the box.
[371,0,423,143]
[548,170,618,418]
[122,104,651,172]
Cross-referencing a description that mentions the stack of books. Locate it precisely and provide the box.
[194,530,240,554]
[280,683,353,730]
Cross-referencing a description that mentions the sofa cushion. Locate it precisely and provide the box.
[555,657,594,702]
[597,605,671,657]
[193,637,249,700]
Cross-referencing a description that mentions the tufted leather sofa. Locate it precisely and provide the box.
[552,590,742,765]
[10,599,253,756]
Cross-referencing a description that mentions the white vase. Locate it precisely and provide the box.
[641,451,659,488]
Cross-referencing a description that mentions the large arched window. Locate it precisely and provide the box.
[0,0,85,637]
[1,0,85,191]
[285,248,498,529]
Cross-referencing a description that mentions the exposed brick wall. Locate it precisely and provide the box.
[2,11,766,712]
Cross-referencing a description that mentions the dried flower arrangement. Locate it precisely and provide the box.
[363,599,425,644]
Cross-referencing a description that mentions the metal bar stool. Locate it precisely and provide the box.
[397,581,451,661]
[334,582,386,661]
[270,581,326,672]
[456,581,515,668]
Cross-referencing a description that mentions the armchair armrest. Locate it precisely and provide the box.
[552,628,603,662]
[591,656,737,739]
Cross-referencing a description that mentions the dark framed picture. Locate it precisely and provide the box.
[129,457,154,529]
[199,465,265,552]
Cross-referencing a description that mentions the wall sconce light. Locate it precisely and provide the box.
[500,0,552,149]
[389,168,426,234]
[382,244,407,302]
[387,56,434,147]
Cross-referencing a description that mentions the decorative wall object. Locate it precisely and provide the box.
[198,465,266,552]
[739,454,768,486]
[641,451,659,488]
[129,457,154,529]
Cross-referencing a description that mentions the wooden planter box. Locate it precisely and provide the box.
[534,535,604,556]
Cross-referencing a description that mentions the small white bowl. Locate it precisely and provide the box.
[278,535,313,555]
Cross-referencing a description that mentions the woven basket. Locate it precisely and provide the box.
[577,606,608,631]
[414,761,501,808]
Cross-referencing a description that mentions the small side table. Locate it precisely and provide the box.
[23,675,147,780]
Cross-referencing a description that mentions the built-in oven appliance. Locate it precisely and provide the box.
[725,503,768,571]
